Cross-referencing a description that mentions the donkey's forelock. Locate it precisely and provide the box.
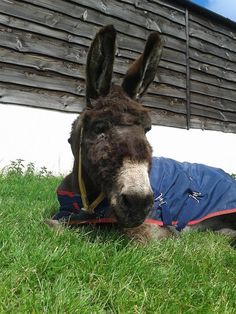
[68,25,163,227]
[69,85,151,155]
[83,86,152,129]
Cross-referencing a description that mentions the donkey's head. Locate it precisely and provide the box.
[69,25,163,228]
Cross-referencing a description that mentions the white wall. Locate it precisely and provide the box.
[0,105,76,175]
[1,104,236,175]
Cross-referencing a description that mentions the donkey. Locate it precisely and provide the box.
[49,25,236,244]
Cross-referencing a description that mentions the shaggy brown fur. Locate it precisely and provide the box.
[70,85,152,192]
[53,25,170,243]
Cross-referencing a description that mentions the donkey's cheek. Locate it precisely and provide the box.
[87,141,110,164]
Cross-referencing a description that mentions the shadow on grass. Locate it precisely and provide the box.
[43,205,133,249]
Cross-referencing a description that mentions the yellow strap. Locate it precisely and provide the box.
[87,190,106,213]
[78,127,105,213]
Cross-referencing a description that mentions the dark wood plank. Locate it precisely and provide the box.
[120,0,186,25]
[142,94,186,115]
[0,12,91,47]
[0,1,99,39]
[190,104,236,122]
[150,109,236,133]
[191,80,236,103]
[160,60,186,73]
[189,115,236,133]
[190,20,236,53]
[0,82,85,113]
[190,36,236,63]
[156,67,186,88]
[0,47,84,78]
[189,12,236,41]
[163,36,186,53]
[191,93,236,113]
[190,59,236,84]
[150,109,188,129]
[162,47,186,66]
[119,48,186,73]
[0,63,85,95]
[0,25,88,64]
[148,83,186,99]
[190,47,236,73]
[151,0,185,13]
[191,69,236,92]
[143,94,236,123]
[22,0,149,40]
[69,0,183,36]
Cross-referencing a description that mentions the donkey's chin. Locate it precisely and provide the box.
[118,218,146,228]
[113,210,146,228]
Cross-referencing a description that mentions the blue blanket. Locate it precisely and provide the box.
[53,157,236,231]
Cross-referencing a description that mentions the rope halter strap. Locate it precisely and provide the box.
[78,127,105,213]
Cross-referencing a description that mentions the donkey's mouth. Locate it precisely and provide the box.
[109,191,153,228]
[113,210,146,228]
[111,197,153,228]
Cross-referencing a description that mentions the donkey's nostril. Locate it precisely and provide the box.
[122,194,133,209]
[121,192,153,212]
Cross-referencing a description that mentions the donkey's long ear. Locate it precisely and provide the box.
[86,25,116,106]
[122,32,163,99]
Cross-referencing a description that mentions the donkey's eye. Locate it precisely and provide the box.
[93,122,107,134]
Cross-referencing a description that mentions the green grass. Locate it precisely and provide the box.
[1,165,236,313]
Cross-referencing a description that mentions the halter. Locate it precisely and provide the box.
[78,127,105,213]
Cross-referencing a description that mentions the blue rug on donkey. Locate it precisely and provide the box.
[53,157,236,231]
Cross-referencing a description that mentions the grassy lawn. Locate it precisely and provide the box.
[1,164,236,313]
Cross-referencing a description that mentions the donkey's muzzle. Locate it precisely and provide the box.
[117,192,154,227]
[121,192,153,213]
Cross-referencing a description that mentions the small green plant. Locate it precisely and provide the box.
[25,162,36,175]
[4,159,54,177]
[232,174,236,180]
[7,158,25,175]
[38,166,53,177]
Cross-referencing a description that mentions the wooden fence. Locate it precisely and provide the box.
[0,0,236,132]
